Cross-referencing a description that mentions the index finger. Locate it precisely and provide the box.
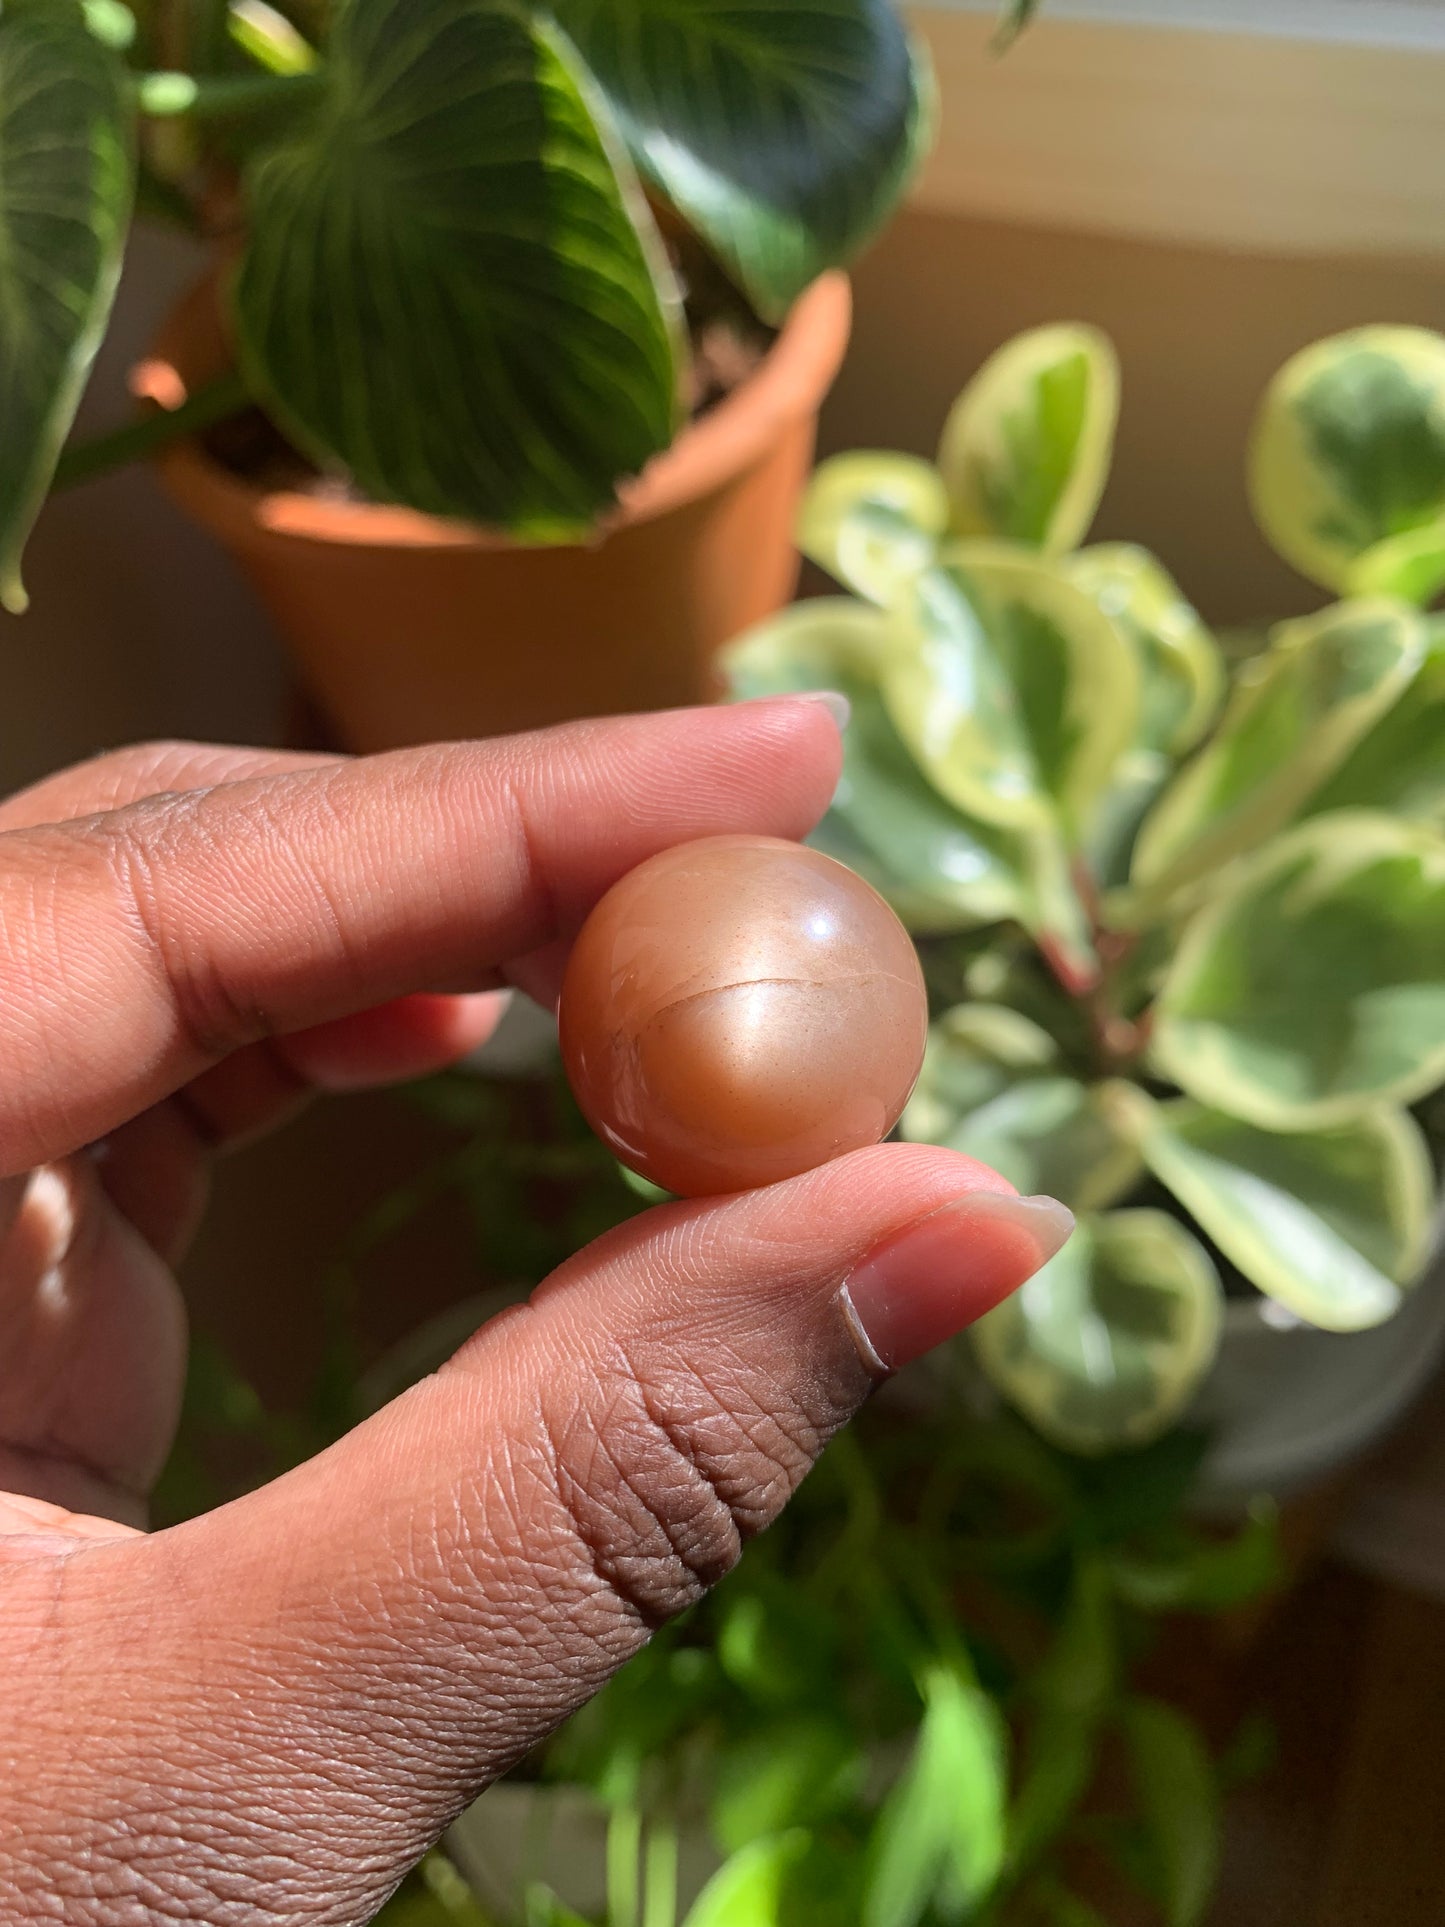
[0,700,843,1173]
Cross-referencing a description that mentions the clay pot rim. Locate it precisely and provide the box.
[132,268,852,552]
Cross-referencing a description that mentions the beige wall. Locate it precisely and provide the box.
[828,206,1445,627]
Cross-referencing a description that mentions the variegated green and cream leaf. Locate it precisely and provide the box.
[938,324,1119,553]
[1250,325,1445,593]
[1305,617,1445,825]
[235,0,680,536]
[798,451,949,604]
[1069,545,1224,758]
[1346,517,1445,608]
[551,0,933,323]
[723,598,1030,932]
[971,1210,1223,1454]
[903,1007,1139,1212]
[1127,600,1424,904]
[1153,812,1445,1129]
[1132,1094,1432,1331]
[0,0,134,612]
[882,543,1140,838]
[1069,544,1226,885]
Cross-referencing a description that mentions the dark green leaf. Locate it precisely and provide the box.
[1069,1427,1211,1541]
[235,0,678,534]
[1215,1711,1279,1792]
[0,0,134,610]
[553,0,931,321]
[716,1577,838,1708]
[1008,1562,1115,1873]
[1107,1504,1283,1615]
[1121,1699,1220,1927]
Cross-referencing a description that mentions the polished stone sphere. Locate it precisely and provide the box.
[559,835,928,1197]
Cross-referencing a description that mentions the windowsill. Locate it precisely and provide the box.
[935,0,1445,52]
[909,5,1445,257]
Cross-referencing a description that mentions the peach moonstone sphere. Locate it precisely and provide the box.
[559,834,929,1197]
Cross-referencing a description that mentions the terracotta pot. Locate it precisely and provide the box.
[133,271,852,750]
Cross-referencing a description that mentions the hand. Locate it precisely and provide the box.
[0,703,1070,1925]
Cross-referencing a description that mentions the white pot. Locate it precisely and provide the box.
[1194,1237,1445,1504]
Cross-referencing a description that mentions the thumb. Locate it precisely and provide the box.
[8,1145,1069,1926]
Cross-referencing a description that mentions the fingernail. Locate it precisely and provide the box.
[744,690,850,731]
[840,1192,1074,1372]
[800,690,851,731]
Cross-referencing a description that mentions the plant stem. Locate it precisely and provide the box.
[606,1805,642,1927]
[137,67,323,119]
[53,372,250,492]
[641,1821,679,1927]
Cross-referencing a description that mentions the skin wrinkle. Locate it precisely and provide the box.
[105,809,276,1071]
[541,1375,742,1626]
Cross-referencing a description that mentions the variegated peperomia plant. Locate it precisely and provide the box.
[725,322,1445,1455]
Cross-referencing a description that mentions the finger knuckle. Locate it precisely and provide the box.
[99,799,264,1064]
[541,1343,843,1627]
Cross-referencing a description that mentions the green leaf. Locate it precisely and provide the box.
[938,325,1119,553]
[0,1,134,612]
[1134,1095,1432,1330]
[1027,1886,1112,1927]
[863,1664,1008,1927]
[1250,325,1445,593]
[552,0,932,323]
[902,1002,1060,1127]
[1009,1562,1115,1874]
[711,1717,864,1854]
[716,1578,838,1709]
[1128,601,1426,903]
[723,599,1033,932]
[1346,517,1445,608]
[1306,617,1445,825]
[1121,1700,1220,1927]
[883,545,1140,837]
[799,452,949,605]
[1153,811,1445,1127]
[993,0,1043,51]
[81,0,137,52]
[522,1888,591,1927]
[234,0,678,536]
[971,1210,1223,1455]
[1106,1503,1283,1615]
[1069,546,1224,758]
[901,1015,1140,1214]
[683,1831,812,1927]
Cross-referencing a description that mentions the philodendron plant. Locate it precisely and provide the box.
[4,0,934,610]
[726,321,1445,1455]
